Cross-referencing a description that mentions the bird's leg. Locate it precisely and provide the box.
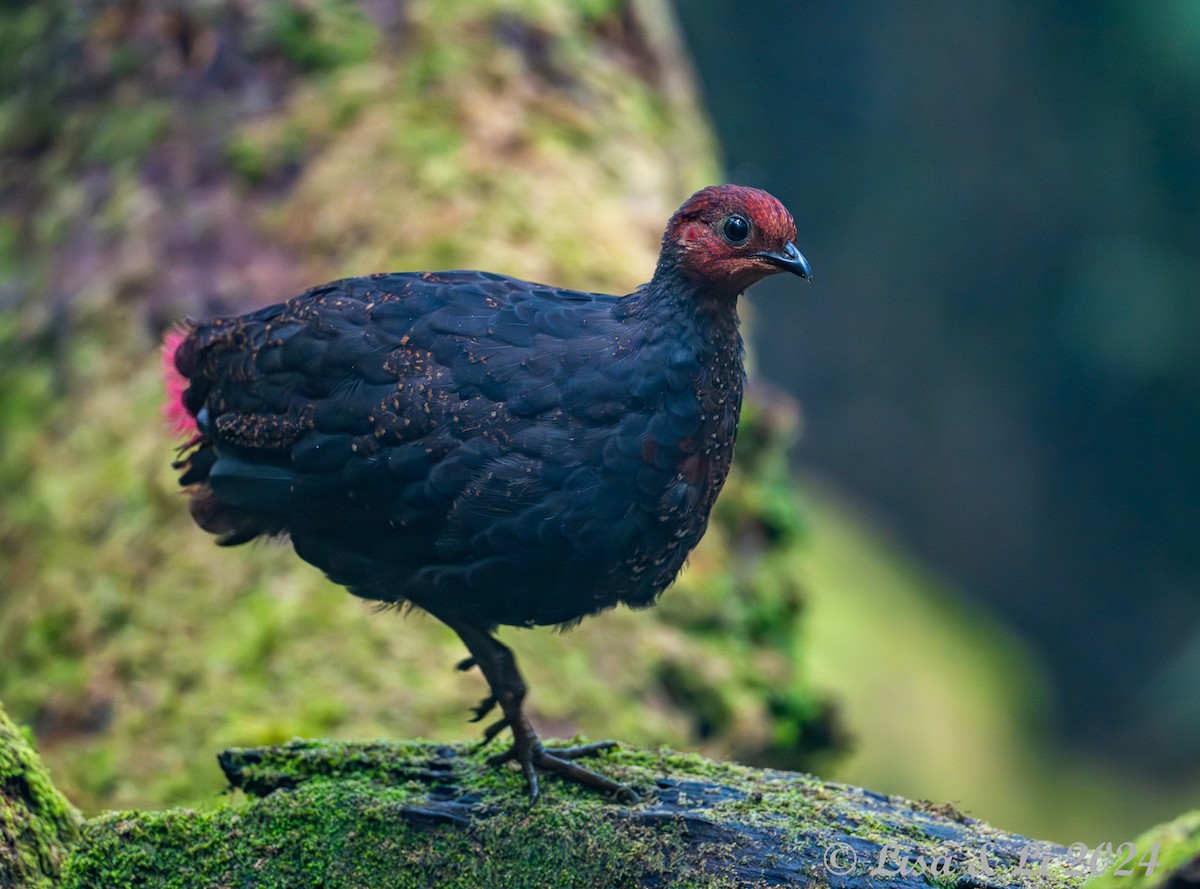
[448,621,639,804]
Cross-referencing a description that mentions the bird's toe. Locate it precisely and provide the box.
[468,694,498,723]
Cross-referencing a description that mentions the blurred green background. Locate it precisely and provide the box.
[0,0,1195,847]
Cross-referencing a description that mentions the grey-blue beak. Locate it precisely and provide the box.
[754,241,812,280]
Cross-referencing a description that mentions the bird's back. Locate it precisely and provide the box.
[171,269,741,628]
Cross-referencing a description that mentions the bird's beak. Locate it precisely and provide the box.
[754,242,812,280]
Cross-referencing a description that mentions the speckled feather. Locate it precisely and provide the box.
[170,185,805,631]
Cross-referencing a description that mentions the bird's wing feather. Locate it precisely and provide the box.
[176,271,625,538]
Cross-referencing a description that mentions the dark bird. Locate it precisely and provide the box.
[164,184,811,802]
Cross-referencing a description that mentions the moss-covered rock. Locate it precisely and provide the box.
[62,737,1088,889]
[1085,810,1200,889]
[0,701,82,889]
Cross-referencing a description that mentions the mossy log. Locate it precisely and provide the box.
[0,703,82,889]
[62,738,1092,889]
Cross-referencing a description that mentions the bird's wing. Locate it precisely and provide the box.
[174,271,621,536]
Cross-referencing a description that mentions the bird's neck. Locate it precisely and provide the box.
[620,274,745,420]
[629,265,744,349]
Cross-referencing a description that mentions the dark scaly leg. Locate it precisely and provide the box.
[449,620,639,804]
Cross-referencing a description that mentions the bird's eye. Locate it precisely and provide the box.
[721,214,751,245]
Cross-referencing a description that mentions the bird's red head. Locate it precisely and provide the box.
[659,184,811,295]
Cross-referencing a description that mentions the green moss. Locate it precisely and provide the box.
[0,702,83,889]
[1086,811,1200,889]
[60,738,1096,888]
[63,792,683,889]
[225,120,307,186]
[61,743,689,889]
[260,0,379,72]
[81,100,173,168]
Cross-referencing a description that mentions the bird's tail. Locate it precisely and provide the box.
[161,325,197,438]
[161,321,288,546]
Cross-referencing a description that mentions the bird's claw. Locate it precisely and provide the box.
[484,723,637,805]
[450,627,638,803]
[478,715,509,746]
[468,694,498,723]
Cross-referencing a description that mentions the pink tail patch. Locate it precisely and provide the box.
[161,327,197,438]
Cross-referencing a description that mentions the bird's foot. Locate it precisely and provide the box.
[449,625,637,803]
[483,714,639,805]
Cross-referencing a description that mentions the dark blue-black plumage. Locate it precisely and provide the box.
[169,184,810,800]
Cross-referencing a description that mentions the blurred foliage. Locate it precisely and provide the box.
[675,1,1200,779]
[262,0,379,71]
[798,488,1200,841]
